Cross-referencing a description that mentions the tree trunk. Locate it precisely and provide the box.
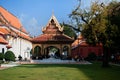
[102,46,110,67]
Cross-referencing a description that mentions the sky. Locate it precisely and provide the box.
[0,0,119,36]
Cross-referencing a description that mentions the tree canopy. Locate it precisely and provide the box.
[70,0,120,67]
[60,23,77,39]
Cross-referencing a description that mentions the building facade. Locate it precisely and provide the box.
[31,14,74,59]
[72,35,103,58]
[0,6,32,60]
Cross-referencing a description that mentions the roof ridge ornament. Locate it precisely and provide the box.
[42,13,63,33]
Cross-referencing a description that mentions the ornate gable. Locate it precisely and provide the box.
[42,14,63,34]
[32,14,74,44]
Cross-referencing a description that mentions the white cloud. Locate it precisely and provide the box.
[25,17,41,36]
[18,13,26,23]
[18,13,41,36]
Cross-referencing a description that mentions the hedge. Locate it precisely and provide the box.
[4,51,16,61]
[0,53,4,60]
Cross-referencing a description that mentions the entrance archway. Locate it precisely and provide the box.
[33,46,41,59]
[44,46,60,59]
[31,15,74,61]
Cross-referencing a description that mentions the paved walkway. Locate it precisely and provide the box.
[110,63,120,66]
[0,62,20,70]
[29,58,92,64]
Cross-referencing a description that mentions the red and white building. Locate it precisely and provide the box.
[0,6,32,60]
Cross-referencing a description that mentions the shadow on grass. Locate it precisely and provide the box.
[16,62,120,80]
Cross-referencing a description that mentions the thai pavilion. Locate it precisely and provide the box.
[31,15,74,59]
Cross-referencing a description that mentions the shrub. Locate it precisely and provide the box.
[0,53,4,60]
[0,60,3,67]
[86,52,97,61]
[4,51,16,61]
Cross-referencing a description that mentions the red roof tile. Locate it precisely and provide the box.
[72,35,102,48]
[32,34,74,43]
[0,26,31,41]
[0,6,27,33]
[0,27,10,34]
[18,32,31,40]
[0,36,8,44]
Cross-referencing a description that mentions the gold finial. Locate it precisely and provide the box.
[52,10,54,16]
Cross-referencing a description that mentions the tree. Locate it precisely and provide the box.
[60,23,77,39]
[70,0,120,67]
[4,51,16,61]
[108,2,120,53]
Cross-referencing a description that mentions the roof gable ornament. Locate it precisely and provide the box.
[42,14,63,33]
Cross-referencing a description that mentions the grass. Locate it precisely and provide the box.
[0,62,120,80]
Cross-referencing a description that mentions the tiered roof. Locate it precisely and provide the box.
[0,6,27,33]
[0,31,8,44]
[32,15,74,44]
[0,6,31,40]
[72,35,85,47]
[72,34,102,49]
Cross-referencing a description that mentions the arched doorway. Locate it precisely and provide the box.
[44,46,60,59]
[32,46,41,59]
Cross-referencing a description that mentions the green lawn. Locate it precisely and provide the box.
[0,62,120,80]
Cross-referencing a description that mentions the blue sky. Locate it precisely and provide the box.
[0,0,119,36]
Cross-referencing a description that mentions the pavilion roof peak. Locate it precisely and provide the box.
[42,14,63,33]
[49,14,63,31]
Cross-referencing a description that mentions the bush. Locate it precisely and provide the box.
[85,52,97,61]
[0,60,3,67]
[0,53,4,60]
[4,51,16,61]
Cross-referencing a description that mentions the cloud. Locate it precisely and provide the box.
[18,13,41,36]
[25,17,41,36]
[18,13,27,23]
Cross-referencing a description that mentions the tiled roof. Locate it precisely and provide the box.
[32,14,74,44]
[0,27,10,34]
[0,6,31,41]
[0,6,27,33]
[72,35,102,48]
[42,14,63,32]
[32,34,74,43]
[72,35,84,47]
[17,31,31,40]
[0,36,8,44]
[0,26,31,40]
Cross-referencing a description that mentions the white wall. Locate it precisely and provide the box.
[8,37,32,60]
[0,44,7,53]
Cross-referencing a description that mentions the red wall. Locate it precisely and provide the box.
[71,45,103,58]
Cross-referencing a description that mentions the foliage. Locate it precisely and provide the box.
[108,1,120,52]
[60,23,77,39]
[85,52,97,61]
[69,0,120,67]
[4,51,16,61]
[0,53,4,60]
[0,60,4,66]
